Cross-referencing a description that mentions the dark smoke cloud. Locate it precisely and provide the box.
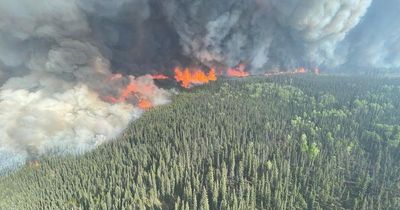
[0,0,397,171]
[163,0,374,71]
[0,0,170,171]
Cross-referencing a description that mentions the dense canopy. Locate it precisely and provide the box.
[1,75,400,209]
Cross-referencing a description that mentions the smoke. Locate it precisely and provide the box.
[0,0,170,171]
[339,0,400,71]
[0,0,398,171]
[163,0,374,71]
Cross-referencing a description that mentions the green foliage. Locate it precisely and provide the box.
[308,142,320,159]
[1,75,400,210]
[300,133,309,153]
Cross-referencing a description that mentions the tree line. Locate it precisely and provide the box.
[1,75,399,209]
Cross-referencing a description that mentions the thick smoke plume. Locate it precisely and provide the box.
[0,0,171,171]
[0,0,397,171]
[163,0,374,71]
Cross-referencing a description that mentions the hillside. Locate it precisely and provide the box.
[1,75,400,210]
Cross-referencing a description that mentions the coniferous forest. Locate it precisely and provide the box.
[1,75,400,210]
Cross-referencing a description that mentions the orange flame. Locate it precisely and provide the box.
[105,76,158,110]
[111,81,139,103]
[138,99,152,109]
[174,67,217,88]
[227,68,250,77]
[151,74,169,80]
[295,67,307,73]
[264,67,311,77]
[227,63,250,77]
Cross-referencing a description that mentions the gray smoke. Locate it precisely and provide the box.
[338,0,400,72]
[163,0,376,71]
[0,0,170,171]
[0,0,398,171]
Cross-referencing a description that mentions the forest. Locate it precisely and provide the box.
[0,75,400,210]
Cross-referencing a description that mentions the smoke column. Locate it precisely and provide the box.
[0,0,398,171]
[163,0,375,71]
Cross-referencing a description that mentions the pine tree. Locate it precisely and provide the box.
[200,188,210,210]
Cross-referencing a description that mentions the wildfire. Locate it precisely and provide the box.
[138,99,152,109]
[227,64,250,77]
[108,80,139,103]
[105,75,159,110]
[174,67,217,88]
[104,65,319,110]
[227,68,250,77]
[264,67,318,77]
[294,67,307,73]
[151,74,169,80]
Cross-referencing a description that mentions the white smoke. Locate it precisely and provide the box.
[164,0,373,71]
[272,0,372,66]
[0,0,170,171]
[339,0,400,71]
[0,85,139,154]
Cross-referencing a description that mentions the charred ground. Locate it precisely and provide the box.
[1,75,400,210]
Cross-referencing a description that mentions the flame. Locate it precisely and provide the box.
[174,67,217,88]
[313,68,320,75]
[105,76,159,110]
[264,67,312,77]
[227,64,250,77]
[151,74,169,80]
[208,68,217,81]
[112,80,139,103]
[138,99,152,109]
[295,67,307,73]
[227,68,250,77]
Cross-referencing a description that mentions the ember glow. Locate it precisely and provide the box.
[295,67,307,73]
[105,75,163,111]
[138,99,152,109]
[264,67,316,77]
[227,68,250,77]
[174,67,217,88]
[151,74,169,80]
[108,79,140,103]
[227,64,250,77]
